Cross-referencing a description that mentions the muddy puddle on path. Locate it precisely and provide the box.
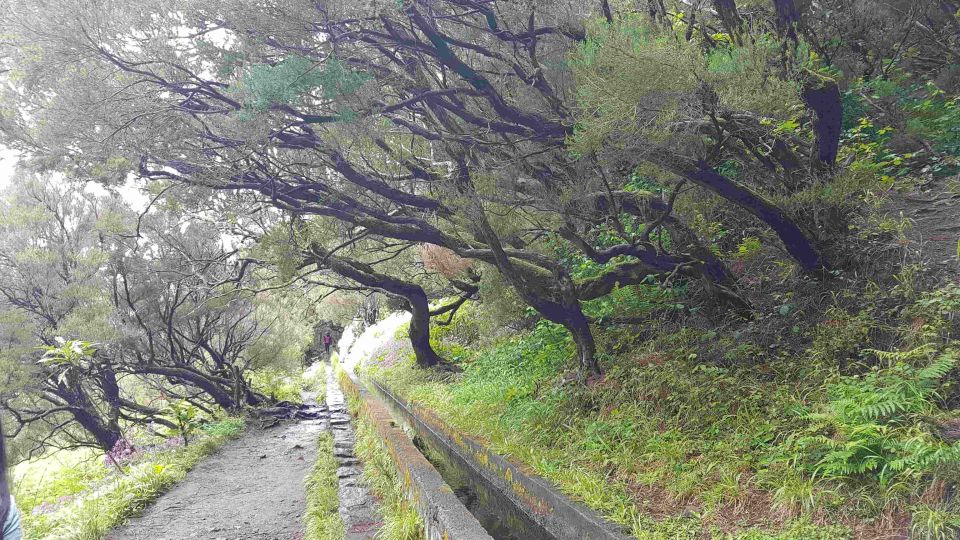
[107,403,326,540]
[411,434,555,540]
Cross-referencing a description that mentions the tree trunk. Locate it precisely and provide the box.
[139,366,239,411]
[802,82,843,166]
[405,293,445,368]
[681,165,826,272]
[772,0,801,42]
[564,310,601,380]
[306,245,449,369]
[98,365,123,437]
[57,374,122,451]
[713,0,744,42]
[72,409,122,451]
[645,0,668,21]
[601,0,614,23]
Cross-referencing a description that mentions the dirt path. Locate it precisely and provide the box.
[107,400,326,540]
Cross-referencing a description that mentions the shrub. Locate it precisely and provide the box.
[249,367,304,403]
[808,307,876,366]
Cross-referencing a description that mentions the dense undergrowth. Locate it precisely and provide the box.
[355,71,960,540]
[364,273,960,539]
[14,417,245,540]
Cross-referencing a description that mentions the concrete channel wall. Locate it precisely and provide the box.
[337,368,493,540]
[370,380,633,540]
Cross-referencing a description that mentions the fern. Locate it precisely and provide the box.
[917,350,957,381]
[793,349,959,485]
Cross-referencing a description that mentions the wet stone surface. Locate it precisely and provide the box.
[326,367,383,540]
[107,397,327,540]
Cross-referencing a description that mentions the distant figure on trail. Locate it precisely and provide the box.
[1,419,23,540]
[323,332,333,357]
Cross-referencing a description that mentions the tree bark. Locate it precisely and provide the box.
[56,373,123,451]
[404,292,445,368]
[647,151,826,272]
[687,166,824,271]
[713,0,744,42]
[305,245,448,369]
[138,366,240,411]
[71,407,122,451]
[802,82,843,166]
[772,0,801,42]
[567,310,601,379]
[459,178,603,378]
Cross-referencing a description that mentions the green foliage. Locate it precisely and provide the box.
[247,286,322,372]
[843,78,960,179]
[237,55,368,116]
[735,236,763,260]
[473,267,531,335]
[790,349,959,485]
[807,307,875,365]
[304,431,345,540]
[302,362,328,401]
[37,340,98,386]
[902,83,960,176]
[370,320,866,538]
[429,300,481,363]
[38,339,97,367]
[249,367,305,403]
[907,283,960,344]
[569,16,800,157]
[164,400,201,445]
[583,281,686,323]
[370,273,960,538]
[910,504,960,540]
[12,449,109,529]
[199,417,245,438]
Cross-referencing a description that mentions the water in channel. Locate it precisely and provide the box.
[411,434,556,540]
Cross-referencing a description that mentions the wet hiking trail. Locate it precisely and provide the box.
[108,365,381,540]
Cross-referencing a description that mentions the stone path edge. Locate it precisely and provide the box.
[336,365,493,540]
[326,365,382,539]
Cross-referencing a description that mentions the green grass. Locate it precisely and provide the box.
[304,431,345,540]
[12,448,110,520]
[338,365,423,540]
[363,291,960,540]
[16,417,245,540]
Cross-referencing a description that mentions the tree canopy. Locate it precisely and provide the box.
[1,0,959,451]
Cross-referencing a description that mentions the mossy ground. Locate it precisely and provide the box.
[362,278,960,539]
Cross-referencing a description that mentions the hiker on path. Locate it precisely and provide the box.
[1,418,23,540]
[323,332,333,357]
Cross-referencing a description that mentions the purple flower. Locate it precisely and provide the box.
[104,438,142,467]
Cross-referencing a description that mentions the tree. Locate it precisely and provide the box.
[0,175,157,451]
[0,173,304,453]
[0,0,882,378]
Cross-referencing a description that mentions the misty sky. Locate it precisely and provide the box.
[0,147,17,190]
